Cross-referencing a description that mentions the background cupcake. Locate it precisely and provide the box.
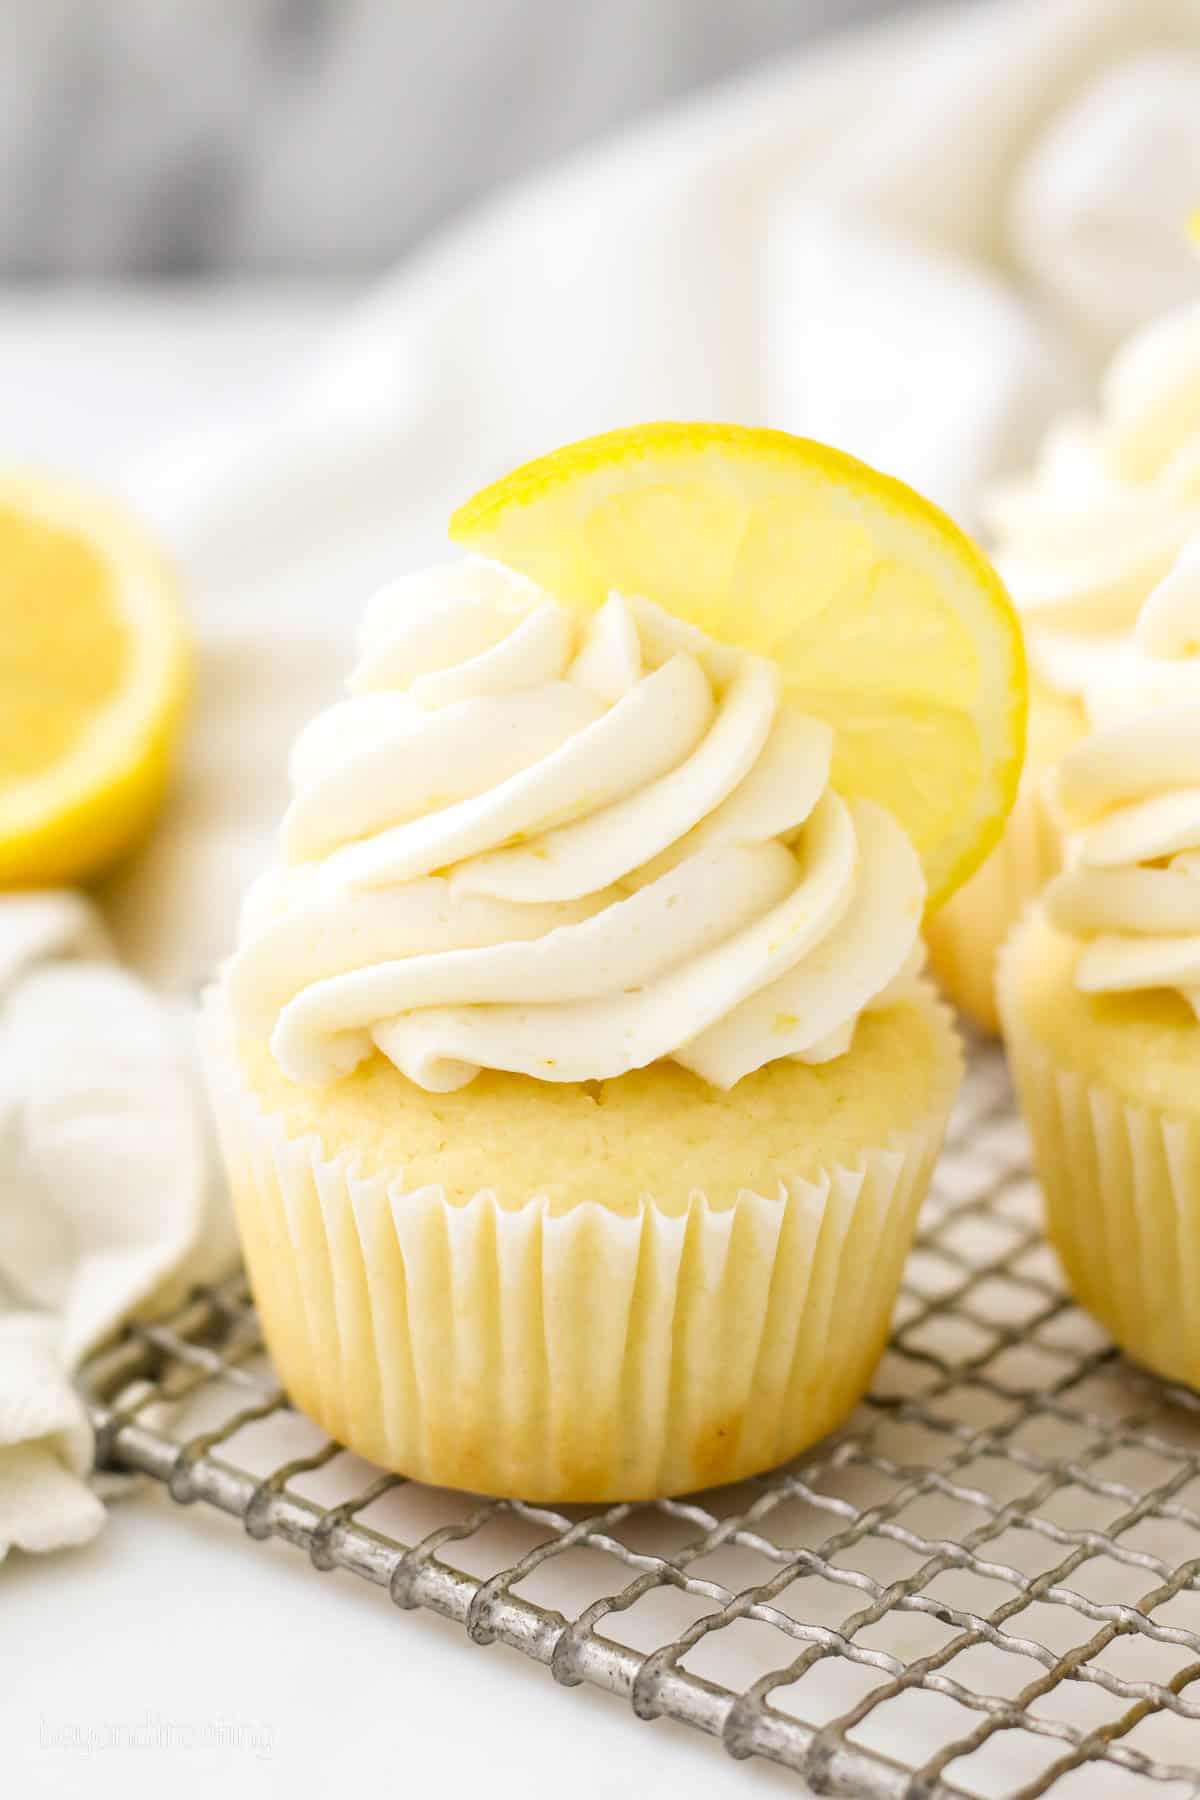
[930,289,1200,1031]
[204,423,1025,1500]
[1000,530,1200,1385]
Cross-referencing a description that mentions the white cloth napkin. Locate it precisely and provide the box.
[10,0,1200,1565]
[0,894,235,1559]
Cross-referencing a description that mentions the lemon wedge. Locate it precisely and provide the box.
[0,473,190,887]
[451,423,1025,909]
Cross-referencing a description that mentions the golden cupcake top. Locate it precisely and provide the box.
[229,423,1025,1092]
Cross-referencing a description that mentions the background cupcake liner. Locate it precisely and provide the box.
[927,766,1064,1035]
[999,920,1200,1389]
[202,992,961,1501]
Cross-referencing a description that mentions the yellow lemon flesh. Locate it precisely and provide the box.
[451,423,1026,909]
[0,474,190,887]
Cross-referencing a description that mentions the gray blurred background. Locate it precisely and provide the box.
[1,0,912,277]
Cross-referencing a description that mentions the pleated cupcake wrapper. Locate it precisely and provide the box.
[201,991,961,1501]
[927,767,1064,1035]
[999,919,1200,1389]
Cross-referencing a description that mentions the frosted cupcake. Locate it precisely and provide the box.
[930,293,1200,1032]
[1000,534,1200,1385]
[203,423,1025,1500]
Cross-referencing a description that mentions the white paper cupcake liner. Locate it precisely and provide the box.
[201,990,961,1500]
[999,918,1200,1388]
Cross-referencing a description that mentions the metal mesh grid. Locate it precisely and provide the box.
[81,1047,1200,1799]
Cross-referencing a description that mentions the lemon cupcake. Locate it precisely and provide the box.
[929,292,1200,1031]
[1001,534,1200,1385]
[203,424,1025,1501]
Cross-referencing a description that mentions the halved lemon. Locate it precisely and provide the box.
[451,423,1026,909]
[0,473,190,888]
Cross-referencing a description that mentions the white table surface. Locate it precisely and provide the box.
[0,285,801,1800]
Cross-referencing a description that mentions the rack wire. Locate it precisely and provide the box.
[81,1046,1200,1798]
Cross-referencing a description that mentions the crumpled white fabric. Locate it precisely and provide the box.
[0,893,236,1560]
[10,0,1200,1564]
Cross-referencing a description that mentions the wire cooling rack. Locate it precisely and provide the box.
[81,1046,1200,1799]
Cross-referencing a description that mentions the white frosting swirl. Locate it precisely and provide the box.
[230,559,925,1092]
[1045,539,1200,1011]
[985,297,1200,722]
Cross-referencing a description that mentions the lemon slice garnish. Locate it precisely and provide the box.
[451,423,1025,909]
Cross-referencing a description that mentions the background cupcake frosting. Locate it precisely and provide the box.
[987,294,1200,723]
[1044,537,1200,1010]
[926,279,1200,1029]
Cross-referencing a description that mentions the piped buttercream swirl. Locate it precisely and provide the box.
[1045,537,1200,1011]
[230,559,925,1091]
[985,297,1200,722]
